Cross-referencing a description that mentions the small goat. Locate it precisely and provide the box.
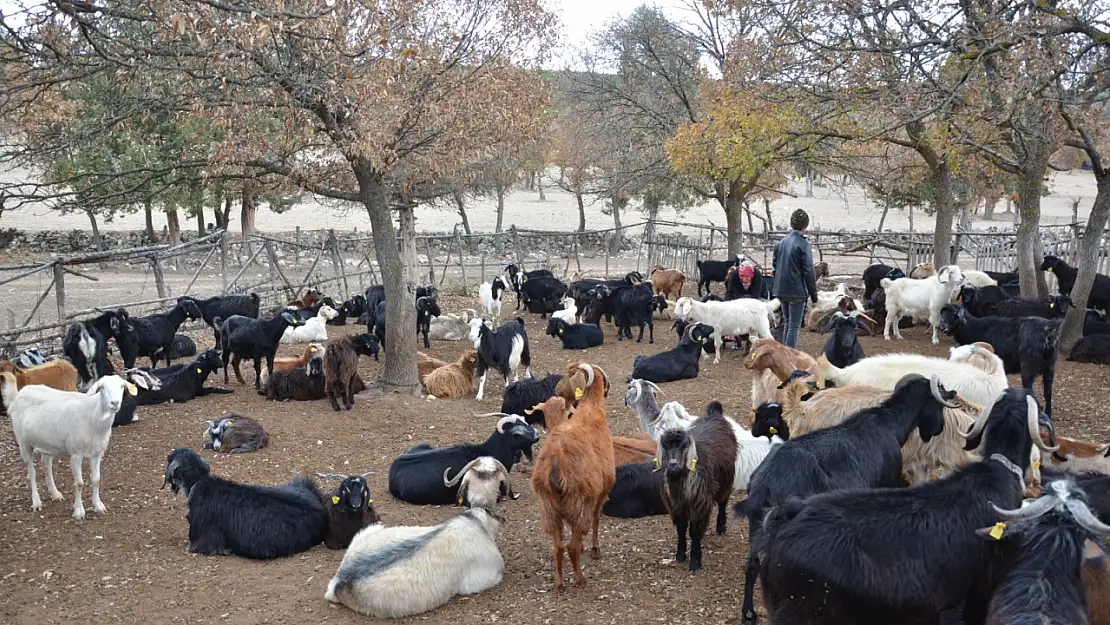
[203,414,269,453]
[424,351,480,399]
[316,472,380,550]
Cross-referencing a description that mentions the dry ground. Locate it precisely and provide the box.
[2,283,1109,625]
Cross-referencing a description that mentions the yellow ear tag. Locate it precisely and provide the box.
[225,420,233,427]
[457,497,463,504]
[689,459,697,471]
[196,368,203,374]
[367,499,373,504]
[126,383,138,396]
[425,311,429,317]
[1049,302,1055,308]
[653,457,661,469]
[558,328,564,334]
[332,496,341,505]
[751,352,758,360]
[162,475,167,486]
[769,427,777,434]
[1033,460,1041,470]
[574,387,584,400]
[990,522,1006,540]
[1048,267,1054,272]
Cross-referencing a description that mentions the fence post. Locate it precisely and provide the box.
[151,257,168,298]
[53,262,65,321]
[480,252,486,284]
[220,231,229,294]
[329,230,350,296]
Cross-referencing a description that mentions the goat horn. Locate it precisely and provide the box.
[929,375,960,409]
[1098,442,1110,457]
[643,380,663,395]
[492,458,519,500]
[852,311,877,325]
[973,341,995,354]
[627,380,642,406]
[316,473,349,479]
[497,415,525,433]
[579,363,595,388]
[359,471,374,478]
[1029,395,1058,453]
[444,458,483,487]
[991,494,1057,521]
[473,412,510,418]
[958,392,998,441]
[1066,498,1110,536]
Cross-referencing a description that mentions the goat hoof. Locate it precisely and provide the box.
[31,501,42,512]
[676,551,686,562]
[690,562,701,573]
[49,490,64,501]
[72,507,86,520]
[93,502,107,514]
[574,576,587,588]
[590,547,601,560]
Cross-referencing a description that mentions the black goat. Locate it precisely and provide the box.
[162,448,328,559]
[471,317,532,401]
[1069,333,1110,365]
[263,356,326,401]
[333,294,367,326]
[217,311,299,389]
[1042,255,1110,311]
[545,317,604,349]
[137,349,232,405]
[416,295,441,349]
[202,414,269,454]
[505,264,555,309]
[995,294,1070,319]
[696,256,740,296]
[317,472,379,550]
[630,322,714,384]
[862,263,906,306]
[612,283,655,342]
[64,309,127,383]
[820,311,868,368]
[364,285,385,329]
[958,284,1011,318]
[519,276,567,318]
[736,374,957,625]
[984,268,1019,285]
[750,400,792,442]
[178,293,260,343]
[126,299,203,369]
[499,373,563,429]
[111,369,163,426]
[750,388,1058,625]
[387,416,540,505]
[939,304,1061,415]
[371,300,386,346]
[151,334,197,364]
[602,461,667,518]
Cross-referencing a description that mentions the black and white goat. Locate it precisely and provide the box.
[64,309,127,383]
[629,322,714,384]
[162,448,328,559]
[479,277,508,321]
[862,263,906,306]
[387,416,539,505]
[468,317,533,401]
[545,317,604,349]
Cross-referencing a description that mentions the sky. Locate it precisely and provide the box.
[550,0,683,67]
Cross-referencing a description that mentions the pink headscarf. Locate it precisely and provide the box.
[737,263,755,286]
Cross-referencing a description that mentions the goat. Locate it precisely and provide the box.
[1042,434,1110,476]
[546,317,604,349]
[469,316,532,401]
[862,263,906,305]
[1070,334,1110,365]
[14,347,48,369]
[697,255,741,296]
[280,303,339,343]
[750,388,1056,625]
[270,343,324,374]
[323,333,378,411]
[505,264,555,308]
[427,309,477,342]
[625,379,664,437]
[610,283,655,342]
[962,269,998,287]
[0,359,78,392]
[551,295,578,324]
[479,277,508,322]
[532,363,615,589]
[178,294,260,343]
[602,461,667,518]
[995,294,1071,319]
[149,334,197,365]
[821,310,869,368]
[424,351,480,399]
[881,264,965,344]
[657,401,738,572]
[217,311,300,389]
[939,304,1061,415]
[137,350,232,405]
[290,289,322,309]
[388,415,539,505]
[674,297,774,363]
[630,322,714,384]
[416,295,441,349]
[263,356,326,401]
[316,472,379,550]
[324,507,504,618]
[126,299,203,368]
[443,456,517,510]
[958,284,1011,318]
[110,368,162,426]
[519,275,568,318]
[650,266,686,303]
[1042,255,1110,311]
[418,351,449,382]
[162,448,327,558]
[4,372,135,518]
[817,351,1008,409]
[743,338,820,409]
[498,373,563,429]
[985,268,1020,284]
[64,310,127,383]
[202,413,269,453]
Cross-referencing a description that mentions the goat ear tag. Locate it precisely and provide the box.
[990,522,1006,540]
[558,328,564,334]
[457,497,463,504]
[1050,302,1055,308]
[689,458,697,471]
[196,368,203,375]
[653,457,660,469]
[126,383,137,396]
[1048,267,1053,272]
[1033,460,1041,470]
[332,496,341,505]
[574,387,584,400]
[769,427,777,434]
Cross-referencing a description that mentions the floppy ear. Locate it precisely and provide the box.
[684,437,699,471]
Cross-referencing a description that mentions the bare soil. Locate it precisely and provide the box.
[1,284,1108,625]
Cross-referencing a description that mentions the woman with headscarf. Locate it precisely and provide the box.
[725,262,764,300]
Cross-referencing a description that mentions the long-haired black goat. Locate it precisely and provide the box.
[602,461,667,518]
[1068,333,1110,365]
[162,448,328,559]
[735,373,959,625]
[657,401,737,572]
[317,472,379,550]
[498,373,563,429]
[749,387,1058,625]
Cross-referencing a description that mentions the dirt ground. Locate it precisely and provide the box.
[2,283,1109,625]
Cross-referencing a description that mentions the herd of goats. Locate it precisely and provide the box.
[6,252,1110,624]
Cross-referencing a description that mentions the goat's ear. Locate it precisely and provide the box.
[685,438,699,472]
[820,320,836,334]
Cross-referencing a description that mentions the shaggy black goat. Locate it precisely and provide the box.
[178,293,260,343]
[323,333,379,411]
[505,264,555,309]
[416,295,441,349]
[697,256,741,296]
[1069,333,1110,365]
[64,309,127,383]
[498,373,563,429]
[471,317,532,401]
[735,374,958,625]
[820,311,868,368]
[127,299,203,368]
[939,304,1061,415]
[371,300,386,346]
[630,323,714,384]
[749,388,1058,625]
[750,400,792,442]
[995,294,1070,319]
[602,461,667,518]
[387,416,540,505]
[519,275,567,318]
[264,356,326,401]
[151,334,197,364]
[658,401,738,572]
[612,283,655,343]
[1042,255,1110,311]
[217,310,300,389]
[137,349,232,405]
[545,317,604,349]
[862,263,906,306]
[958,284,1011,318]
[317,472,380,550]
[202,413,269,453]
[162,448,328,559]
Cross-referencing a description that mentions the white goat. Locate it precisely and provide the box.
[674,296,774,363]
[281,304,338,344]
[880,265,965,344]
[428,310,476,341]
[961,270,998,288]
[325,507,504,618]
[442,456,518,509]
[551,296,578,324]
[3,372,134,518]
[817,351,1008,409]
[478,278,507,322]
[625,379,663,435]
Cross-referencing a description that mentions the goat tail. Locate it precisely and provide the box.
[249,292,260,305]
[705,401,725,420]
[732,491,764,519]
[880,278,893,289]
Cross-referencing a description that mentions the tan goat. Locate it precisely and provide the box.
[424,351,479,399]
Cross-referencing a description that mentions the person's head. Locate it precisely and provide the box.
[737,263,755,287]
[790,209,810,233]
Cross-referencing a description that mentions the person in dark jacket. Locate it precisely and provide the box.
[772,209,818,348]
[726,263,763,300]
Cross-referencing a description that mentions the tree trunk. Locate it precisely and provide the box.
[536,167,546,201]
[166,209,182,247]
[805,170,814,198]
[983,198,997,221]
[1015,172,1043,298]
[86,210,106,270]
[354,163,419,393]
[143,200,156,243]
[196,204,206,236]
[453,189,471,236]
[725,181,746,258]
[399,203,420,287]
[221,197,232,231]
[1061,174,1110,352]
[609,196,626,256]
[495,186,506,233]
[931,161,956,267]
[576,192,586,232]
[241,186,257,258]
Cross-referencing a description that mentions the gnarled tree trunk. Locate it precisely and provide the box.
[1061,174,1110,352]
[453,189,471,236]
[86,209,106,270]
[166,209,182,247]
[241,186,257,258]
[1015,171,1043,298]
[725,180,746,258]
[143,200,156,243]
[576,192,586,232]
[930,161,956,267]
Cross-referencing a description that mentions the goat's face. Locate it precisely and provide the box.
[834,317,859,351]
[202,417,232,450]
[1040,256,1062,272]
[546,317,565,337]
[752,402,788,441]
[652,294,668,313]
[162,448,210,496]
[352,333,379,359]
[179,298,203,321]
[416,296,441,319]
[198,349,222,372]
[335,476,373,511]
[307,357,324,377]
[658,429,697,476]
[885,267,906,281]
[937,305,964,334]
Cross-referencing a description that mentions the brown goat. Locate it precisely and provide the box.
[532,363,615,590]
[291,289,322,308]
[271,343,324,373]
[650,266,686,303]
[0,359,79,392]
[910,263,936,279]
[323,334,377,411]
[1085,550,1110,625]
[1040,433,1110,476]
[744,338,821,408]
[613,435,656,465]
[424,351,479,399]
[418,351,450,383]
